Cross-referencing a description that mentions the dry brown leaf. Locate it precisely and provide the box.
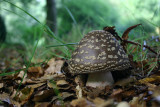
[111,88,123,101]
[0,93,21,106]
[41,62,49,71]
[35,102,51,107]
[152,86,160,106]
[38,74,57,82]
[138,77,156,84]
[51,96,59,102]
[45,58,64,75]
[17,70,26,79]
[47,81,57,89]
[145,83,156,91]
[138,75,160,85]
[129,97,146,107]
[152,86,160,103]
[61,92,75,101]
[15,70,27,84]
[114,77,136,87]
[28,66,44,78]
[0,83,3,88]
[28,83,46,89]
[84,87,103,99]
[47,76,70,91]
[93,98,114,107]
[111,88,123,96]
[45,58,56,75]
[32,89,55,102]
[70,98,95,107]
[25,78,42,84]
[56,80,69,87]
[92,97,105,106]
[57,82,70,90]
[54,60,64,74]
[11,87,34,105]
[122,90,136,98]
[19,87,34,104]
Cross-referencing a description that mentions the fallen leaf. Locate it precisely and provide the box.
[152,86,160,103]
[32,89,55,102]
[56,79,70,90]
[56,80,69,87]
[28,66,44,78]
[145,83,156,91]
[138,77,156,84]
[114,76,136,87]
[45,58,64,75]
[61,92,75,101]
[94,99,114,107]
[129,97,146,107]
[122,90,136,98]
[92,97,105,106]
[35,102,51,107]
[28,83,46,89]
[19,87,34,104]
[70,98,95,107]
[0,83,3,88]
[111,88,123,96]
[83,87,103,99]
[111,88,123,101]
[15,70,27,84]
[0,93,20,106]
[17,70,26,79]
[138,75,160,85]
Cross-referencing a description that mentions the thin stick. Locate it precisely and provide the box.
[123,40,158,55]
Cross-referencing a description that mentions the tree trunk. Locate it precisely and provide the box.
[46,0,57,34]
[0,16,6,43]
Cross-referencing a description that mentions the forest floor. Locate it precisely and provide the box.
[0,46,160,107]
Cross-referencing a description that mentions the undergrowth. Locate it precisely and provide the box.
[0,0,159,93]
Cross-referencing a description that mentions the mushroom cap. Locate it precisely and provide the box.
[68,30,130,74]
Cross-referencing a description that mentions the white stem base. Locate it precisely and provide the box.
[86,71,114,88]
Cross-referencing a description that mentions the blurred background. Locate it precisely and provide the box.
[0,0,159,62]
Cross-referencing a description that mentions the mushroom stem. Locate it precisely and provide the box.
[86,71,114,88]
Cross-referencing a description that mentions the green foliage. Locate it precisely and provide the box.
[114,0,159,32]
[0,0,159,61]
[57,0,119,36]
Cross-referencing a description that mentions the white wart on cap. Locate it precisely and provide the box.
[68,30,130,87]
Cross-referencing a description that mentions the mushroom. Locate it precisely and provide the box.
[68,30,131,88]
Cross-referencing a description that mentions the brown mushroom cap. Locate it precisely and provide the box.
[68,30,130,74]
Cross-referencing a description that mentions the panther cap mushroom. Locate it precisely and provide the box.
[68,30,130,88]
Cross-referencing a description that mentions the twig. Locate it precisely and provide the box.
[123,40,158,55]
